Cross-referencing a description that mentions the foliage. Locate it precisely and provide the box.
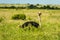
[27,4,38,9]
[36,4,39,6]
[0,17,4,22]
[12,14,26,20]
[0,4,60,9]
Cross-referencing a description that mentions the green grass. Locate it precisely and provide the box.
[0,9,59,40]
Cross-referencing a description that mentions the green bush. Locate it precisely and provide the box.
[0,17,4,22]
[12,14,26,20]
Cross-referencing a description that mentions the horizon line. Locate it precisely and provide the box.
[0,3,60,5]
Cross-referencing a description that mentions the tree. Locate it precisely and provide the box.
[36,4,39,6]
[27,4,38,9]
[46,5,51,9]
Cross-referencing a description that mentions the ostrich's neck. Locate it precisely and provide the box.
[38,16,41,27]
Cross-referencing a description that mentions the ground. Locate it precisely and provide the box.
[0,9,60,40]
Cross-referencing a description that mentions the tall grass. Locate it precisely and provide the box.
[0,9,59,40]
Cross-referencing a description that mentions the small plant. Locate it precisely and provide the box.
[28,17,32,20]
[12,14,26,20]
[0,17,4,22]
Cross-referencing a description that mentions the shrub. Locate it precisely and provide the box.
[12,14,26,20]
[0,17,4,22]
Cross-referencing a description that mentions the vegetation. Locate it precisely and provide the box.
[12,14,26,20]
[0,17,4,22]
[27,4,38,9]
[0,4,60,9]
[0,9,59,40]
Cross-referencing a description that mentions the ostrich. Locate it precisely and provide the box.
[21,12,42,28]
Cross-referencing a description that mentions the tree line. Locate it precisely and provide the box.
[0,4,60,9]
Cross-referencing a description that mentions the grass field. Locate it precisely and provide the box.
[0,9,60,40]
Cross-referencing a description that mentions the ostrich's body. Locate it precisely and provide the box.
[21,21,39,28]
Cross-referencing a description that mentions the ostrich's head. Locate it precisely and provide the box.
[38,12,42,16]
